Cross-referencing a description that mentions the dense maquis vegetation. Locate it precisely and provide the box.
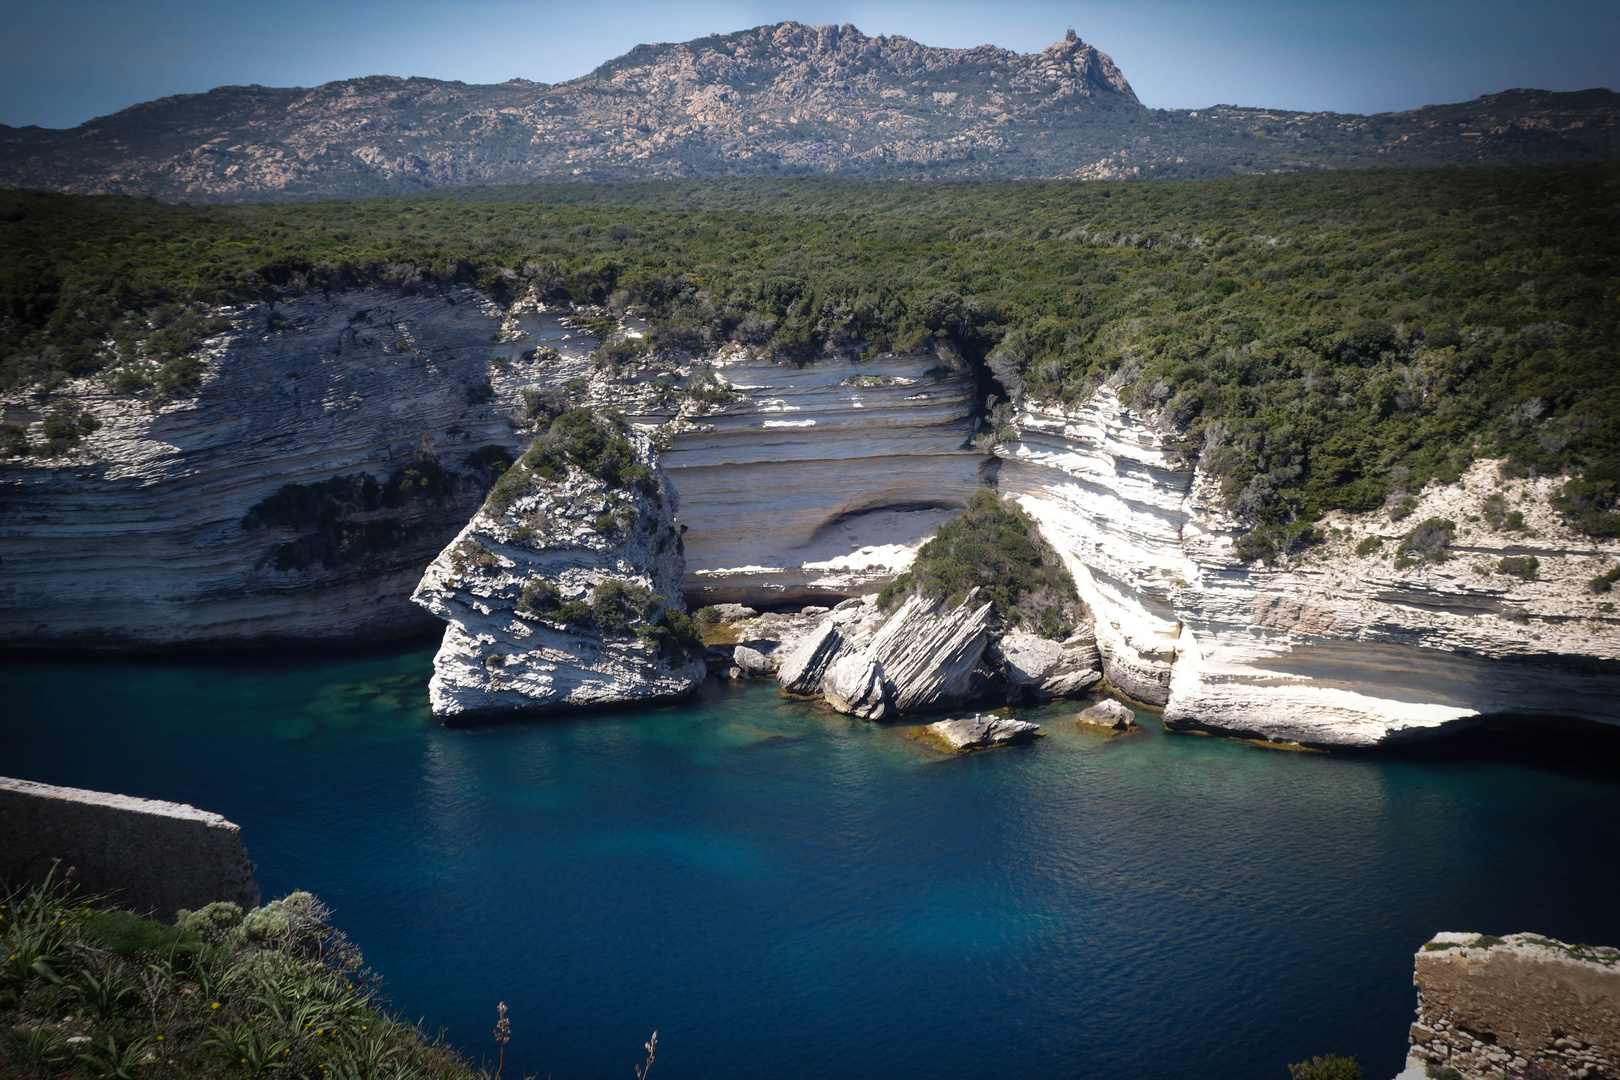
[2,163,1616,548]
[879,489,1082,639]
[0,872,492,1080]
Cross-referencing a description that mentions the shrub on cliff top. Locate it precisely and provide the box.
[487,409,656,515]
[879,488,1081,639]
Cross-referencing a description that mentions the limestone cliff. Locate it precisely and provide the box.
[411,414,704,720]
[648,345,990,608]
[0,286,599,646]
[999,388,1620,746]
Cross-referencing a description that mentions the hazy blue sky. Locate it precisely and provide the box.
[2,0,1616,129]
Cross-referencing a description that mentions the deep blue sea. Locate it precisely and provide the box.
[3,643,1618,1080]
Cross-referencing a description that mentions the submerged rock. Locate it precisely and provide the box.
[1076,698,1136,731]
[412,412,705,721]
[926,713,1041,751]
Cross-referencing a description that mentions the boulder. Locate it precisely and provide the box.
[822,652,889,719]
[927,713,1040,750]
[733,644,775,677]
[713,603,758,620]
[996,627,1103,701]
[1076,698,1136,731]
[777,618,844,694]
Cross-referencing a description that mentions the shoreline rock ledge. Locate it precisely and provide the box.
[925,714,1041,751]
[412,416,705,721]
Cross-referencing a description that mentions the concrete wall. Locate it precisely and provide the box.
[1405,932,1620,1080]
[0,777,259,920]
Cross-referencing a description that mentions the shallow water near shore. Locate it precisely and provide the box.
[3,643,1618,1080]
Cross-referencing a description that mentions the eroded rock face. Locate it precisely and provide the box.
[1406,932,1620,1080]
[823,652,889,719]
[411,423,704,720]
[654,347,989,608]
[0,287,585,647]
[926,714,1040,751]
[999,387,1620,746]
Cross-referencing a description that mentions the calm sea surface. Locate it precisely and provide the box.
[3,643,1618,1080]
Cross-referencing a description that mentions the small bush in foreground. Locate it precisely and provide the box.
[1288,1053,1362,1080]
[0,868,493,1080]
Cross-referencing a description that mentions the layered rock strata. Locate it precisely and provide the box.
[776,591,996,718]
[999,388,1620,746]
[1405,932,1619,1080]
[411,422,704,720]
[650,346,990,607]
[0,288,596,647]
[0,776,259,919]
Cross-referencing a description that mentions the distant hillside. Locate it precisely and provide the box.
[1,21,1617,201]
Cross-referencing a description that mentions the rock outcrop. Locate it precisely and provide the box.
[4,23,1615,198]
[0,288,594,647]
[411,417,704,720]
[999,387,1620,747]
[992,627,1103,701]
[925,714,1041,751]
[1405,932,1619,1080]
[775,590,998,718]
[0,776,259,920]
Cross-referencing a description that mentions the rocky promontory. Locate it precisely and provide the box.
[411,409,705,720]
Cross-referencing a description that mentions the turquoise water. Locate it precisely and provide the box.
[3,643,1619,1080]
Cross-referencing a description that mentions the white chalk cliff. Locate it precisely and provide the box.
[6,283,1617,747]
[998,388,1620,746]
[0,287,596,645]
[648,346,990,607]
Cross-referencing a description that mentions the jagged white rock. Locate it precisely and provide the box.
[822,652,889,719]
[411,423,704,720]
[865,591,996,712]
[0,287,593,646]
[993,627,1103,700]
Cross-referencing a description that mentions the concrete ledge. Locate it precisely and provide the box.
[0,776,259,919]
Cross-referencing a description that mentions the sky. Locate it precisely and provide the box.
[1,0,1616,129]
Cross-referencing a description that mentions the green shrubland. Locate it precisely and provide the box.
[879,488,1081,638]
[2,164,1616,542]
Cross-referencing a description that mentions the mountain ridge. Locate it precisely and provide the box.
[0,21,1616,201]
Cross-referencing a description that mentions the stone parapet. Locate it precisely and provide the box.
[0,777,259,920]
[1407,932,1619,1079]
